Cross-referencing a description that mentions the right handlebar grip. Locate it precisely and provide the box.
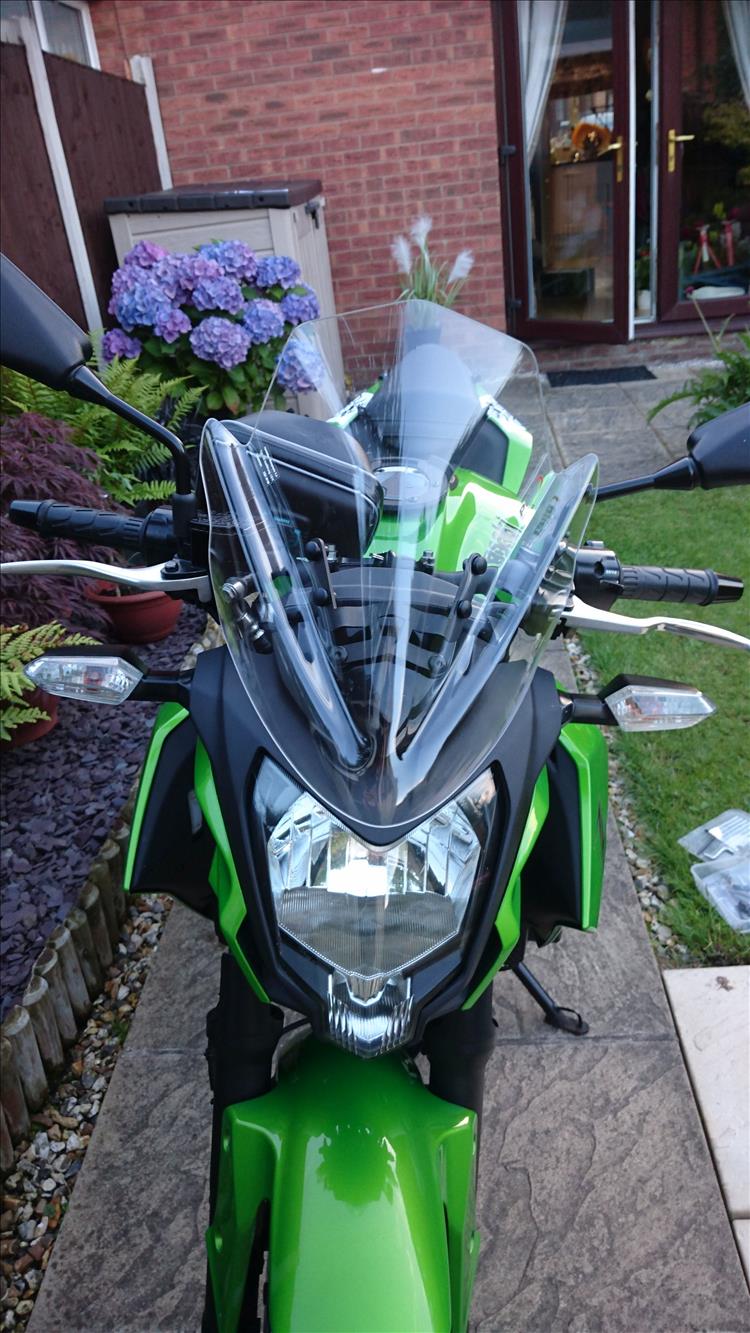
[619,564,742,605]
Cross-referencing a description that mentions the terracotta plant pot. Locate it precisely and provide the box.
[84,581,183,644]
[3,689,58,750]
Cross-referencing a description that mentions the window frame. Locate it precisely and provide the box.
[30,0,100,69]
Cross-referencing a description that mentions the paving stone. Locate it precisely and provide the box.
[27,1051,211,1333]
[126,903,221,1054]
[474,1038,750,1332]
[544,384,633,409]
[545,404,646,436]
[735,1218,750,1286]
[558,433,668,482]
[663,965,750,1218]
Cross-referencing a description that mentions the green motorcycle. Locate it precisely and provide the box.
[2,258,749,1332]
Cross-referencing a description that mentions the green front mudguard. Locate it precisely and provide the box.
[207,1039,478,1333]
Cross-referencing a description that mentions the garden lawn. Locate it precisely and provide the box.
[580,486,750,965]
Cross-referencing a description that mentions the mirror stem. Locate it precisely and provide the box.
[596,455,698,502]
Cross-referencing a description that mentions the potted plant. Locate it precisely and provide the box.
[101,240,323,423]
[83,580,183,644]
[1,622,96,749]
[391,216,474,307]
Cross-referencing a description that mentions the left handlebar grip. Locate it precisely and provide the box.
[9,500,176,562]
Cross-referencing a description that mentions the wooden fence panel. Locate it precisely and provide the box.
[0,41,85,324]
[45,54,161,322]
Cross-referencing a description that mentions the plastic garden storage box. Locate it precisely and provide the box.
[105,179,344,391]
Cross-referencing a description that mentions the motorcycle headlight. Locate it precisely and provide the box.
[253,760,497,1055]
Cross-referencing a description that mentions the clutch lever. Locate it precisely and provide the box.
[0,558,212,600]
[562,595,750,652]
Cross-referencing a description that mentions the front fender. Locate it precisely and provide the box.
[208,1040,478,1333]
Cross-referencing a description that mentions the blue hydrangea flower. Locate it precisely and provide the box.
[275,340,325,393]
[153,306,192,343]
[280,284,320,326]
[189,317,251,370]
[101,328,142,362]
[123,240,169,269]
[191,275,245,314]
[198,240,258,283]
[256,255,302,291]
[109,275,173,331]
[241,298,286,345]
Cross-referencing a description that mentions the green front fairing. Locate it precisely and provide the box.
[558,719,608,930]
[368,466,525,568]
[193,740,269,1002]
[123,702,188,893]
[208,1040,478,1333]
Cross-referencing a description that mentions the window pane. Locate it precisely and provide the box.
[0,1,32,20]
[39,1,89,64]
[520,0,616,322]
[676,0,750,304]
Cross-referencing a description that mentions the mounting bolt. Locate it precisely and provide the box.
[428,654,446,675]
[470,555,488,576]
[457,599,472,619]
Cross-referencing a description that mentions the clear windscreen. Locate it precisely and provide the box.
[200,300,597,822]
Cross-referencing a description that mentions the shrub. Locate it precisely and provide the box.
[1,621,96,740]
[0,414,117,632]
[102,239,322,416]
[648,304,750,428]
[1,359,201,504]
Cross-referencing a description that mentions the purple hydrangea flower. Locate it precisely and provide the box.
[198,240,259,283]
[280,284,320,326]
[151,253,187,302]
[109,275,173,331]
[275,340,325,394]
[191,274,245,314]
[189,316,251,370]
[256,255,302,291]
[153,306,192,343]
[101,328,142,362]
[177,254,224,295]
[241,298,286,345]
[123,240,169,269]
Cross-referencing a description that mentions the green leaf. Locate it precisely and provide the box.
[205,389,223,411]
[221,384,241,413]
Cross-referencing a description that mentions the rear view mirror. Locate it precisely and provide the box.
[688,404,750,489]
[0,253,91,390]
[597,402,750,502]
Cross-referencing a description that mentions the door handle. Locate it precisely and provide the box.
[668,128,695,173]
[604,138,625,184]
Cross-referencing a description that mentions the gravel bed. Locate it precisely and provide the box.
[566,635,691,962]
[0,605,206,1016]
[0,892,172,1330]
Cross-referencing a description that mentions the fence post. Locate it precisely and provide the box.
[66,906,103,997]
[1,1006,47,1112]
[49,923,91,1025]
[33,948,77,1047]
[22,974,64,1080]
[88,858,119,946]
[79,881,113,971]
[0,1035,31,1143]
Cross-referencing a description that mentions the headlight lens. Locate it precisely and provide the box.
[254,760,497,1055]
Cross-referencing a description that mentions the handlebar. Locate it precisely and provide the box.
[9,499,177,564]
[574,545,743,610]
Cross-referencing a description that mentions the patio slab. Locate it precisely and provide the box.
[663,965,750,1219]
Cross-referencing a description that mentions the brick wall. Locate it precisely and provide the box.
[90,0,505,329]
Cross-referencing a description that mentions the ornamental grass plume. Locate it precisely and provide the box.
[391,217,474,308]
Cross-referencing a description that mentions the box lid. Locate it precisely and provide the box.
[104,179,322,214]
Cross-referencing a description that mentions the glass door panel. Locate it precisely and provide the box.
[503,0,631,342]
[658,0,750,319]
[526,0,616,322]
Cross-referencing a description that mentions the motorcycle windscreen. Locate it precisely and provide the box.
[199,300,597,823]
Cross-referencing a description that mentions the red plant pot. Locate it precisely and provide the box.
[3,689,58,750]
[83,581,183,644]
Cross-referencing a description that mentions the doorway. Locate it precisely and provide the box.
[495,0,750,343]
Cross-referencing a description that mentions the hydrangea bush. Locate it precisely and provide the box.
[103,240,322,414]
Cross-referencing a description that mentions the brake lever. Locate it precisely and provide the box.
[562,595,750,652]
[0,558,212,600]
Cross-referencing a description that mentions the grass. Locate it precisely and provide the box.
[579,486,750,965]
